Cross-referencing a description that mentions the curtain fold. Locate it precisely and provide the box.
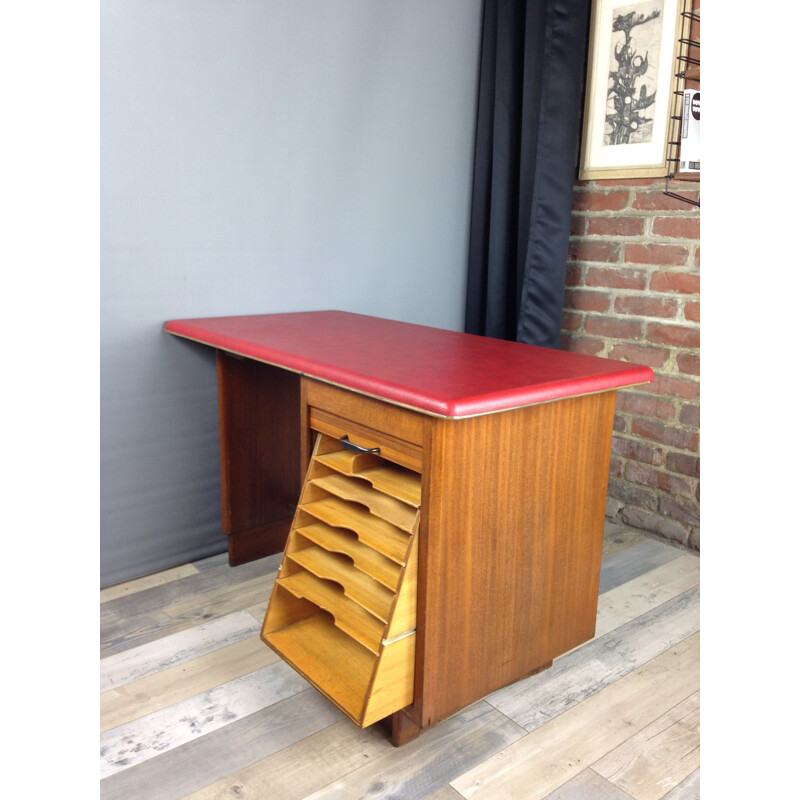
[465,0,591,348]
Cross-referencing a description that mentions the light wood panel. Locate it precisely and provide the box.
[310,473,417,532]
[287,546,395,620]
[263,432,421,728]
[296,522,402,589]
[300,497,410,564]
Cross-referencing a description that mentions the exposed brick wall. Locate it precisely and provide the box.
[562,178,700,549]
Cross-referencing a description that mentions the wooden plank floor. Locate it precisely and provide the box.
[100,522,699,800]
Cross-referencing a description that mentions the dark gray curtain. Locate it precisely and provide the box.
[465,0,591,347]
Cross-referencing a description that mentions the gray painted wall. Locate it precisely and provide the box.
[101,0,482,587]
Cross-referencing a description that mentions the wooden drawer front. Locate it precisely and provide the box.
[304,379,424,473]
[262,432,419,728]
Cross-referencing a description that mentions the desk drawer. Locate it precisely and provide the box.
[262,431,419,727]
[305,379,424,472]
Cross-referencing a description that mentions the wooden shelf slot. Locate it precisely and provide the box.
[300,496,411,565]
[287,545,395,622]
[316,448,385,475]
[310,472,418,532]
[264,613,376,723]
[296,521,402,590]
[277,570,385,654]
[262,429,421,729]
[355,465,421,508]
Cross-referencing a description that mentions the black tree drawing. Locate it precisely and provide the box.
[605,7,661,145]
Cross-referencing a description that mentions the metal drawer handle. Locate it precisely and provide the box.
[339,435,380,455]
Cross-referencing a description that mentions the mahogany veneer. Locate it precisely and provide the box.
[165,311,653,745]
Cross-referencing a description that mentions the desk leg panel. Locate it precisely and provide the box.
[413,391,617,730]
[216,352,302,564]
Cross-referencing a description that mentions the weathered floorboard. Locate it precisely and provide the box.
[303,702,526,800]
[598,536,684,594]
[182,719,394,800]
[540,769,633,800]
[100,689,344,800]
[594,691,700,800]
[486,586,699,731]
[100,610,261,691]
[100,563,200,602]
[98,522,700,800]
[450,632,700,800]
[100,661,308,778]
[101,635,279,732]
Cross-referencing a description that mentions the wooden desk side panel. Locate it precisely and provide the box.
[412,391,617,730]
[217,352,302,564]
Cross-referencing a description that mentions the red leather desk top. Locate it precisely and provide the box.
[165,311,653,418]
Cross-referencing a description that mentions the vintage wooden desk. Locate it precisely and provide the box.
[165,311,652,745]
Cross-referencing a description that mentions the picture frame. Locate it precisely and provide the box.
[579,0,682,181]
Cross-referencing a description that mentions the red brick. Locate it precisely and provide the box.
[565,265,583,286]
[585,267,647,290]
[620,507,690,546]
[560,310,582,331]
[684,301,700,322]
[563,336,605,356]
[608,477,658,510]
[608,455,625,478]
[633,191,700,211]
[584,316,643,340]
[613,415,627,433]
[570,214,587,236]
[611,435,664,466]
[610,343,670,368]
[615,391,675,420]
[564,289,612,312]
[659,495,700,526]
[632,418,699,451]
[650,271,700,294]
[568,241,620,263]
[572,190,629,212]
[587,216,646,237]
[644,374,700,400]
[666,452,700,477]
[624,462,694,498]
[657,470,696,498]
[677,352,700,375]
[624,461,660,488]
[614,295,678,318]
[588,178,662,188]
[679,404,700,427]
[695,246,700,267]
[652,217,701,239]
[647,323,700,348]
[625,243,690,266]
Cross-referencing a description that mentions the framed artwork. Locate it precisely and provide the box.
[579,0,682,180]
